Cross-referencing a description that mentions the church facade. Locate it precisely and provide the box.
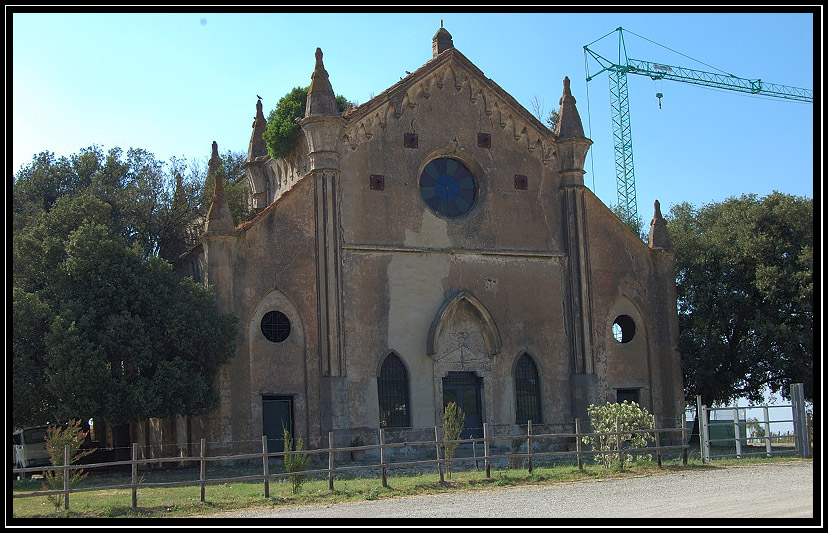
[175,27,685,455]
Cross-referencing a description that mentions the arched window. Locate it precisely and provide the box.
[515,353,541,424]
[377,352,410,428]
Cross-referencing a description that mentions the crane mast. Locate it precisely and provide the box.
[584,27,813,225]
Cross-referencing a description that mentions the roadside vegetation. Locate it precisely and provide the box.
[10,454,809,519]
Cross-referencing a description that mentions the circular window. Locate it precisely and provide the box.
[261,311,291,343]
[419,157,477,218]
[612,315,636,343]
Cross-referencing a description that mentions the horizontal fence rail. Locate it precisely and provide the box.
[695,385,811,463]
[13,420,689,512]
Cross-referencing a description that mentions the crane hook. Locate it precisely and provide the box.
[656,92,663,109]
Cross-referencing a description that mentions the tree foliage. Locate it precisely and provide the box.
[12,147,239,429]
[196,149,253,227]
[610,202,646,241]
[263,86,350,159]
[667,192,813,407]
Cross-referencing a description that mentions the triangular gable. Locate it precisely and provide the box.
[341,48,557,164]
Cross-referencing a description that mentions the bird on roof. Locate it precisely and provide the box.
[257,94,262,100]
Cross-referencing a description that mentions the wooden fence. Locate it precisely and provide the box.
[13,420,688,512]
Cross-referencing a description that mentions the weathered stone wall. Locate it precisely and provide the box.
[175,33,684,457]
[335,55,577,434]
[197,177,321,454]
[583,189,684,428]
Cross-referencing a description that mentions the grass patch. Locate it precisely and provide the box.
[10,455,810,519]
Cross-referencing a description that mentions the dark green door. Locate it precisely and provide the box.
[442,372,483,439]
[262,397,293,453]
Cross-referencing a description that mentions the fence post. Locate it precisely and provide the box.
[732,407,742,458]
[791,383,810,458]
[615,417,623,469]
[434,426,444,483]
[681,414,688,466]
[697,396,709,463]
[262,435,269,499]
[379,428,387,488]
[527,420,533,475]
[575,418,583,471]
[328,432,335,491]
[131,442,138,508]
[483,423,491,478]
[63,445,70,511]
[199,438,206,503]
[654,423,662,468]
[762,405,772,457]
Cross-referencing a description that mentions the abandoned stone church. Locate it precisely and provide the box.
[162,26,684,457]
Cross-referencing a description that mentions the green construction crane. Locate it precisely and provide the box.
[584,27,813,225]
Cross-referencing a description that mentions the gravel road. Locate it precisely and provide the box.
[201,461,814,520]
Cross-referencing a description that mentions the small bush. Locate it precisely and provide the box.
[282,428,310,494]
[41,419,94,509]
[442,402,465,479]
[582,401,654,469]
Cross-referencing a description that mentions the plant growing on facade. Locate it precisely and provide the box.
[282,428,310,494]
[442,402,465,479]
[582,401,654,469]
[263,86,351,160]
[41,419,94,509]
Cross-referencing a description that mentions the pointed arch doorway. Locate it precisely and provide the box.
[442,372,483,439]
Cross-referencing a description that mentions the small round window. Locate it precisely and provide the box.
[419,157,477,218]
[261,311,291,343]
[612,315,636,343]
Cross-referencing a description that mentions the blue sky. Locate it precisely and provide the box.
[11,10,817,219]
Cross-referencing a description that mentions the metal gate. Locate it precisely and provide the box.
[696,383,811,462]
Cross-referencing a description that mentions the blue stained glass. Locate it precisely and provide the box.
[419,158,477,218]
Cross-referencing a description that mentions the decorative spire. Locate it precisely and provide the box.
[648,199,672,250]
[555,77,592,185]
[432,23,454,57]
[555,77,585,139]
[207,140,221,179]
[248,97,268,160]
[204,141,235,234]
[305,48,339,117]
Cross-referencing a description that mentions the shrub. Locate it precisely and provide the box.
[41,419,94,508]
[442,402,465,479]
[282,428,310,494]
[582,401,654,469]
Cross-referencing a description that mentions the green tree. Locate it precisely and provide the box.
[667,192,813,407]
[12,187,237,428]
[12,288,55,426]
[746,417,766,444]
[12,146,211,262]
[197,149,253,228]
[263,86,350,159]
